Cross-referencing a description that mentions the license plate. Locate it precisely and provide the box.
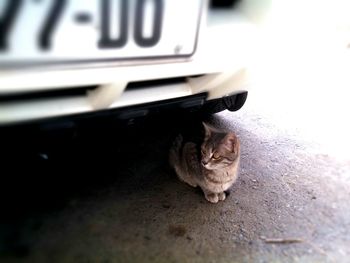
[0,0,203,65]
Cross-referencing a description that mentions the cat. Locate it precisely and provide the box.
[169,122,240,203]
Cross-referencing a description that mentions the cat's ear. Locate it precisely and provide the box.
[222,133,238,154]
[202,122,212,138]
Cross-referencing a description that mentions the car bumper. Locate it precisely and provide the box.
[0,1,258,125]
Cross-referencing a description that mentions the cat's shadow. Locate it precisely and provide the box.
[0,112,280,256]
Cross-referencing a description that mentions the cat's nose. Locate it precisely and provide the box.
[202,160,208,166]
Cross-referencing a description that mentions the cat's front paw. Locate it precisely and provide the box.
[205,193,219,203]
[218,192,226,201]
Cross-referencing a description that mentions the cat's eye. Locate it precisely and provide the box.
[212,153,221,160]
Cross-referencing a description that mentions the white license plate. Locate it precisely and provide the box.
[0,0,203,65]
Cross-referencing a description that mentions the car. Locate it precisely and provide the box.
[0,0,261,127]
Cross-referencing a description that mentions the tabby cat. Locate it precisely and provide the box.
[169,122,240,203]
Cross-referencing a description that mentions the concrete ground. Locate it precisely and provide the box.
[1,70,350,263]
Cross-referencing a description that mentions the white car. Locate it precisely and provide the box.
[0,0,260,126]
